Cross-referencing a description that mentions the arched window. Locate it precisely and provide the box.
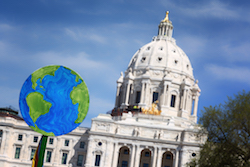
[140,149,151,167]
[161,151,173,167]
[117,146,130,167]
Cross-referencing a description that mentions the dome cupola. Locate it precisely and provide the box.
[114,12,200,123]
[158,11,173,38]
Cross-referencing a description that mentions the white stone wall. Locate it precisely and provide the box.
[85,113,205,167]
[0,116,89,167]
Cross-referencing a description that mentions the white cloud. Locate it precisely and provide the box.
[162,0,239,20]
[221,43,250,62]
[33,50,119,88]
[177,35,207,56]
[205,64,250,84]
[34,51,109,71]
[64,27,107,44]
[65,28,78,40]
[188,1,238,20]
[0,23,14,31]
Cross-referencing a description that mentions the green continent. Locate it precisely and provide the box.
[30,125,55,136]
[64,67,83,82]
[31,65,60,90]
[26,92,52,123]
[70,82,89,124]
[71,70,83,82]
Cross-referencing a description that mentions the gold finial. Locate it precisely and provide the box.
[162,11,170,22]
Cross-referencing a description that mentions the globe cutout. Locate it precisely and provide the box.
[19,65,89,136]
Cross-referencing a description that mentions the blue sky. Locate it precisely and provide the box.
[1,0,250,127]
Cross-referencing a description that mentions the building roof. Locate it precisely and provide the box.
[0,107,23,120]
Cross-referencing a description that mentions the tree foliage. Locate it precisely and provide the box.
[191,90,250,167]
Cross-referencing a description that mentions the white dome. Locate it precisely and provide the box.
[127,37,194,80]
[114,12,200,123]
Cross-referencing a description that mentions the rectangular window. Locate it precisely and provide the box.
[64,140,69,146]
[62,153,68,164]
[49,138,54,145]
[124,149,129,154]
[152,92,159,103]
[143,163,149,167]
[18,134,23,141]
[30,148,36,160]
[135,91,141,103]
[170,95,176,108]
[145,151,150,157]
[95,154,101,166]
[15,147,21,159]
[80,141,85,148]
[77,155,84,166]
[122,161,128,167]
[166,154,171,159]
[46,150,52,162]
[33,136,38,143]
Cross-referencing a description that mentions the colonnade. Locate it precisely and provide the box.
[111,143,180,167]
[115,76,200,119]
[85,138,182,167]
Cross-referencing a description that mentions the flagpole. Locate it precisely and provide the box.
[38,135,48,167]
[32,135,48,167]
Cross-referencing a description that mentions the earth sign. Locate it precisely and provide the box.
[19,65,89,136]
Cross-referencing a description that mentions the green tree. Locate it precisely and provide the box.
[190,90,250,167]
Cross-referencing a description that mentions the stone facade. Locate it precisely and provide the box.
[84,113,206,167]
[0,108,89,167]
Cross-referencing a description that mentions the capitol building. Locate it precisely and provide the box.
[0,12,205,167]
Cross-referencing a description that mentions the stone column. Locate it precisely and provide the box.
[144,82,149,104]
[162,83,167,106]
[193,93,200,116]
[176,92,180,110]
[53,138,61,165]
[3,131,11,156]
[156,147,162,167]
[115,83,122,107]
[184,89,189,110]
[187,92,192,115]
[140,82,145,104]
[134,145,141,167]
[104,141,114,166]
[0,130,8,155]
[121,84,128,106]
[112,142,119,167]
[125,83,130,105]
[166,90,171,108]
[152,147,157,167]
[174,148,179,167]
[158,26,162,35]
[68,139,75,165]
[181,89,186,110]
[23,134,30,160]
[129,144,135,167]
[84,138,94,167]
